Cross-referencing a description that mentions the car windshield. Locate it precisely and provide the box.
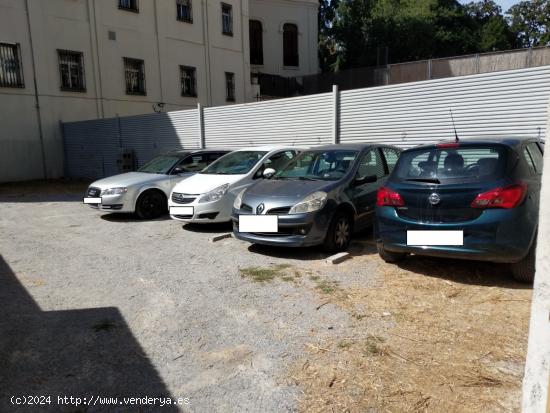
[201,151,267,175]
[274,150,359,181]
[394,145,507,183]
[138,155,181,174]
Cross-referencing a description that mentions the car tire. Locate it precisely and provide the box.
[135,190,166,220]
[323,211,353,253]
[377,243,407,263]
[511,241,536,283]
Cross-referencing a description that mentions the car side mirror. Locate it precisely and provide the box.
[355,174,377,185]
[172,167,185,175]
[263,168,276,178]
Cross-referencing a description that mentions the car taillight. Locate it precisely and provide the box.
[377,187,405,207]
[470,183,527,209]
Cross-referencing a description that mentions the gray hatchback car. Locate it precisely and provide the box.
[232,143,402,252]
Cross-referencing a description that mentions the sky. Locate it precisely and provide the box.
[459,0,518,13]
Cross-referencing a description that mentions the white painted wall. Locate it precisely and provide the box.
[249,0,319,77]
[0,0,316,182]
[522,100,550,413]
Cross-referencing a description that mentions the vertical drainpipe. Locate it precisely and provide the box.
[332,84,339,144]
[521,97,550,413]
[202,0,213,106]
[24,0,47,179]
[89,0,104,118]
[153,0,164,106]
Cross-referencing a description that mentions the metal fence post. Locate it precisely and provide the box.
[197,103,205,149]
[332,84,340,144]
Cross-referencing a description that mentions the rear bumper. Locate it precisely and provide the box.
[231,209,330,247]
[375,206,536,263]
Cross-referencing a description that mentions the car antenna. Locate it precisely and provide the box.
[449,109,459,142]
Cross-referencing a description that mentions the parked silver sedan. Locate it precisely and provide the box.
[84,149,230,219]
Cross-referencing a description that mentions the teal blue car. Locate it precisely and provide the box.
[375,137,544,283]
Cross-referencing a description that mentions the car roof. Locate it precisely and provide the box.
[404,136,543,152]
[163,148,232,156]
[231,145,302,152]
[303,143,395,151]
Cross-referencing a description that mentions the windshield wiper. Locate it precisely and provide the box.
[404,178,441,184]
[298,176,321,181]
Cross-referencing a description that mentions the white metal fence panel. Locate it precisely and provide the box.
[340,66,550,147]
[63,110,199,179]
[119,109,199,168]
[63,118,120,179]
[203,93,334,148]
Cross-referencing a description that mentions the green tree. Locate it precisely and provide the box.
[507,0,550,47]
[465,0,517,51]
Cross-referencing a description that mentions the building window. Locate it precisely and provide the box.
[58,50,85,92]
[176,0,192,22]
[225,72,235,102]
[180,65,197,97]
[118,0,138,12]
[123,58,146,95]
[0,43,24,88]
[221,3,233,36]
[249,20,263,65]
[283,23,299,67]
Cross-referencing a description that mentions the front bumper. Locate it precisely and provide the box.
[231,209,331,247]
[375,206,535,263]
[86,193,134,213]
[168,195,233,223]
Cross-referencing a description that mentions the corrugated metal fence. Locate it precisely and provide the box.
[63,66,550,179]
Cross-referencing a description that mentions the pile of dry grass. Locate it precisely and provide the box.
[290,255,532,412]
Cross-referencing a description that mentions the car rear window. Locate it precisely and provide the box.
[393,145,507,183]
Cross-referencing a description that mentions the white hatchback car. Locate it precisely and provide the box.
[169,146,300,223]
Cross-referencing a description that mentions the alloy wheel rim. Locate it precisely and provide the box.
[335,219,350,247]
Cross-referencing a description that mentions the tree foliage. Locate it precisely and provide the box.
[319,0,548,71]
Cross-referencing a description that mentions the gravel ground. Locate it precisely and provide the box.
[0,182,379,413]
[0,182,532,413]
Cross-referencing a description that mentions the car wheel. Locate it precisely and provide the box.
[323,212,352,253]
[136,190,166,220]
[511,241,536,283]
[377,243,407,263]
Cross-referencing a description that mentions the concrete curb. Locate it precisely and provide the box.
[208,233,233,243]
[325,252,351,265]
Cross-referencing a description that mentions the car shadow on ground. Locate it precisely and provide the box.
[182,222,233,233]
[0,179,90,203]
[396,256,532,289]
[100,213,172,223]
[0,255,179,412]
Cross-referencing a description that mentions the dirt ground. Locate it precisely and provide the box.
[0,181,532,412]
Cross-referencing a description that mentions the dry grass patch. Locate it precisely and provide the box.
[291,257,532,412]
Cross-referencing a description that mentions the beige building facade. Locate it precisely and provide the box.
[0,0,318,182]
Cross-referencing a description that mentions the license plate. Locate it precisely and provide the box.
[83,197,102,204]
[239,215,278,233]
[170,206,194,216]
[407,230,463,246]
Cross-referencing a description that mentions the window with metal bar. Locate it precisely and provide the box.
[58,50,85,92]
[177,0,192,22]
[283,23,299,67]
[221,3,233,36]
[123,58,146,95]
[119,0,138,12]
[225,72,235,102]
[249,20,263,65]
[0,43,24,88]
[180,65,197,97]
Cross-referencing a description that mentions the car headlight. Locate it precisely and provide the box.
[102,187,128,196]
[233,188,246,209]
[289,191,328,214]
[199,184,230,203]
